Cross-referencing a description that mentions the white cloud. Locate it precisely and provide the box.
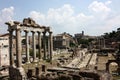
[29,4,93,35]
[0,6,14,33]
[0,1,119,36]
[105,1,112,5]
[1,6,14,22]
[76,13,93,23]
[88,1,111,13]
[29,2,120,36]
[29,11,45,25]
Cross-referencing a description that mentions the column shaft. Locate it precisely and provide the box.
[38,32,42,60]
[48,37,50,59]
[25,31,30,63]
[32,32,37,62]
[9,30,14,66]
[16,29,22,67]
[49,32,53,61]
[43,32,47,60]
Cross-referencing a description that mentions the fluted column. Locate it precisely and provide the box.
[9,29,14,66]
[38,32,42,61]
[32,31,37,62]
[16,29,22,67]
[49,31,53,61]
[43,32,47,60]
[25,30,30,63]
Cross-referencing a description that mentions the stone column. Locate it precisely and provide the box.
[16,29,22,67]
[9,29,14,66]
[43,32,47,60]
[25,30,30,63]
[38,32,42,61]
[49,31,53,62]
[32,31,37,62]
[102,38,105,48]
[99,39,100,49]
[48,37,50,59]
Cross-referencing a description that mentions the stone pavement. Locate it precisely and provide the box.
[78,54,92,68]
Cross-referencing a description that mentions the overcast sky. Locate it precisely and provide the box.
[0,0,120,36]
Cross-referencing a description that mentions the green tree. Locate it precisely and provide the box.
[69,42,76,47]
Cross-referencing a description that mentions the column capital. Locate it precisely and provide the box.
[16,28,21,32]
[8,29,14,32]
[49,31,53,34]
[31,31,36,33]
[37,31,41,34]
[24,30,29,33]
[42,31,46,34]
[42,32,46,36]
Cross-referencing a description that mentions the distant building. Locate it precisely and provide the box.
[74,31,84,39]
[74,31,97,40]
[0,33,9,66]
[53,32,75,49]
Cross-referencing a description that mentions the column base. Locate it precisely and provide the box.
[9,66,26,80]
[25,61,30,64]
[39,59,42,62]
[10,64,16,68]
[43,57,47,60]
[33,59,38,62]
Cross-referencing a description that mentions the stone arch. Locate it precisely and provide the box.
[106,60,119,73]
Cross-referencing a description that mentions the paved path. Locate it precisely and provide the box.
[89,53,97,65]
[66,49,87,68]
[78,54,92,68]
[66,57,80,68]
[87,53,97,70]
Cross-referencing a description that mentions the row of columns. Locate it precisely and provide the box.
[98,38,106,49]
[9,29,53,68]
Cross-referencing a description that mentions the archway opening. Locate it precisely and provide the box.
[109,62,118,75]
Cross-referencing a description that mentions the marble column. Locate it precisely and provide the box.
[43,32,47,60]
[9,29,14,66]
[49,31,53,61]
[25,30,30,63]
[16,29,22,67]
[32,31,37,62]
[38,32,42,61]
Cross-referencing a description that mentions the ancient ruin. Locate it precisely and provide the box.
[106,45,120,74]
[5,18,53,79]
[4,18,116,80]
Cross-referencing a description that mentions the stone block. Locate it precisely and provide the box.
[9,67,26,80]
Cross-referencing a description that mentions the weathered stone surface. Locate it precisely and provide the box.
[23,18,36,26]
[9,67,26,80]
[5,18,53,80]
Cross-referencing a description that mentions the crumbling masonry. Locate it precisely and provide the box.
[5,18,53,80]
